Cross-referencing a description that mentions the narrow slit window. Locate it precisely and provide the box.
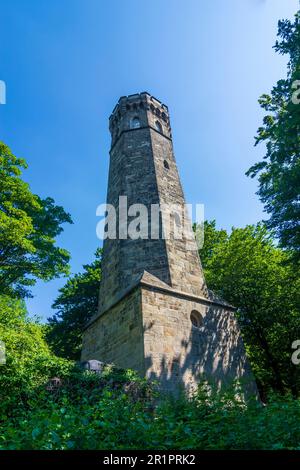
[155,120,163,133]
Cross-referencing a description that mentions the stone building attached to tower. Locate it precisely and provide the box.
[81,92,256,394]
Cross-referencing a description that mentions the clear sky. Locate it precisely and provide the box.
[0,0,299,321]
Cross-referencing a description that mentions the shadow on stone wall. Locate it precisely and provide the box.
[144,305,258,399]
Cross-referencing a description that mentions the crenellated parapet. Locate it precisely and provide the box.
[109,92,172,146]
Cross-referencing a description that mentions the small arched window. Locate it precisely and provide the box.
[190,310,203,329]
[174,211,181,227]
[163,159,169,169]
[155,120,163,133]
[131,117,140,129]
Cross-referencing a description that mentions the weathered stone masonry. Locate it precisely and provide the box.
[81,92,257,394]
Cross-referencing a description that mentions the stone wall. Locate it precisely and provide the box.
[141,285,255,394]
[82,276,256,396]
[82,287,144,375]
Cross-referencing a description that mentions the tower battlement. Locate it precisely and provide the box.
[109,92,171,146]
[110,92,168,117]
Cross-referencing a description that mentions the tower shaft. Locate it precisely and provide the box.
[99,92,206,314]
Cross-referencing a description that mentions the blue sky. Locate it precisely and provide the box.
[0,0,298,320]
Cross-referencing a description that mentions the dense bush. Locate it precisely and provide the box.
[0,295,72,419]
[1,295,300,450]
[0,365,155,450]
[1,364,300,450]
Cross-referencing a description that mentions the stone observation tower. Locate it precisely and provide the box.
[81,92,256,394]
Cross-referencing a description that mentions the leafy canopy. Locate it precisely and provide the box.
[47,249,102,360]
[0,295,71,419]
[199,221,300,397]
[0,142,72,297]
[246,12,300,258]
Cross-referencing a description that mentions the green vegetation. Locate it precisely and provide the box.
[1,292,300,450]
[46,249,102,360]
[198,221,300,398]
[246,12,300,259]
[0,142,72,298]
[1,304,300,451]
[1,291,300,450]
[0,295,71,419]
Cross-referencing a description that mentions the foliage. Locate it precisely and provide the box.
[246,11,300,259]
[47,249,102,360]
[1,367,300,450]
[193,220,227,266]
[0,142,72,298]
[198,221,300,397]
[0,295,72,420]
[1,292,299,451]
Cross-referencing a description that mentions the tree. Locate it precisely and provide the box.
[193,220,227,264]
[0,295,71,419]
[246,11,300,259]
[0,142,72,297]
[199,221,300,397]
[47,249,102,360]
